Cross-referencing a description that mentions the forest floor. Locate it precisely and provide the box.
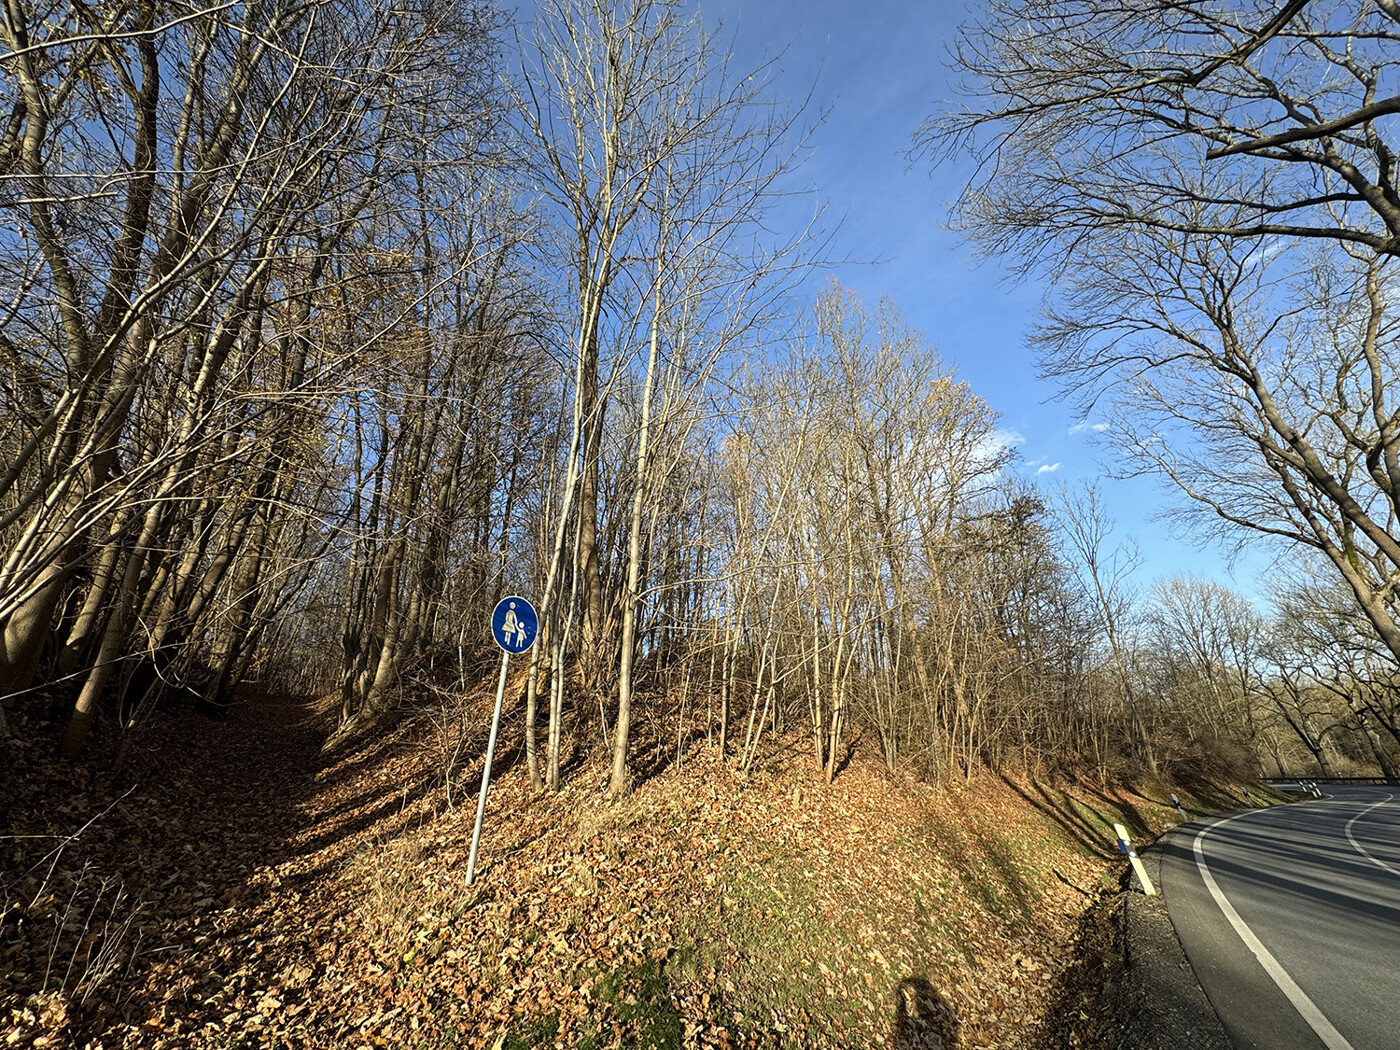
[1,689,1270,1050]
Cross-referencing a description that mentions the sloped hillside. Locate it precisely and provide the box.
[3,692,1258,1049]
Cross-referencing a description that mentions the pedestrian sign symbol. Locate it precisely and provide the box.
[471,595,540,885]
[491,596,538,654]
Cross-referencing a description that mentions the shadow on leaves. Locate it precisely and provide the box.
[892,975,960,1049]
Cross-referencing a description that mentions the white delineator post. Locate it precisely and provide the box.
[466,649,511,886]
[1114,823,1157,896]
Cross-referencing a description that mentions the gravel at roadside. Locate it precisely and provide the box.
[1104,824,1231,1050]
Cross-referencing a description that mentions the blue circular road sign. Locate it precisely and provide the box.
[491,596,538,654]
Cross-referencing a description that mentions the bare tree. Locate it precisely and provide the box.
[726,283,1019,782]
[1053,483,1153,773]
[1145,576,1266,747]
[0,0,509,754]
[1271,568,1400,756]
[518,0,812,794]
[927,0,1400,678]
[925,1,1400,267]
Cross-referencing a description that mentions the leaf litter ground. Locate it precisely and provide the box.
[2,693,1229,1049]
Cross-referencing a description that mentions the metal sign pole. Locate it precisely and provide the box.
[465,595,538,887]
[466,648,510,886]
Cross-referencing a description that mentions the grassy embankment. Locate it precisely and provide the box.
[1,689,1285,1050]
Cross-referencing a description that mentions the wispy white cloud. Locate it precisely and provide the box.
[973,427,1026,468]
[1036,462,1061,474]
[1068,420,1109,435]
[992,427,1026,449]
[1247,237,1289,268]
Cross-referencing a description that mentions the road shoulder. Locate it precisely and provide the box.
[1106,825,1232,1050]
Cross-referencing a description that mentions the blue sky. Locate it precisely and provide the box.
[697,0,1276,595]
[510,0,1277,595]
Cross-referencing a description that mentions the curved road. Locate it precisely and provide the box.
[1159,786,1400,1050]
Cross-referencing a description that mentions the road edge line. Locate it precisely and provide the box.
[1343,794,1400,878]
[1192,811,1357,1050]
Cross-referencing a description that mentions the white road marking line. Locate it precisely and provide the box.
[1193,811,1357,1050]
[1344,794,1400,879]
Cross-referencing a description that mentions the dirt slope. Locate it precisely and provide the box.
[3,695,1244,1049]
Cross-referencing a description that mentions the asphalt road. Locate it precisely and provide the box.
[1158,786,1400,1050]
